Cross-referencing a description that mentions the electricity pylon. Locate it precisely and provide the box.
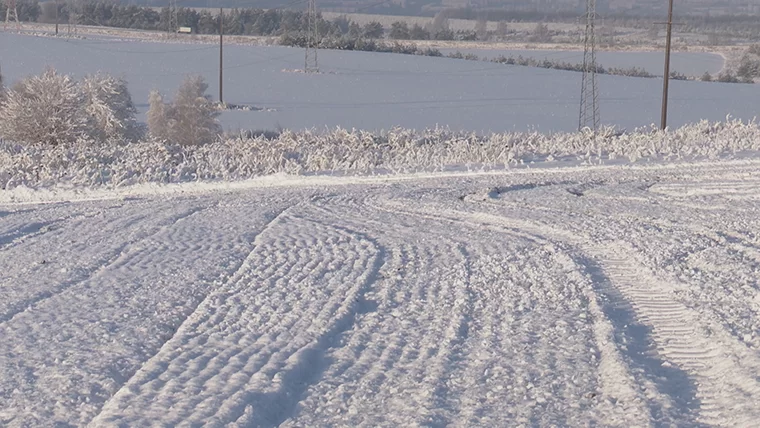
[4,0,20,30]
[579,0,600,132]
[168,0,178,34]
[304,0,319,72]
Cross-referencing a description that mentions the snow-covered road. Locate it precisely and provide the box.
[2,159,760,427]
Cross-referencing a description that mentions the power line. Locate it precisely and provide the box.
[60,40,217,54]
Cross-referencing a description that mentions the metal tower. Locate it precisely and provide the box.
[167,0,178,34]
[579,0,600,132]
[4,0,20,30]
[304,0,319,72]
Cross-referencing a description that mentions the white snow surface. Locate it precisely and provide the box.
[1,33,758,133]
[3,119,760,193]
[2,156,760,427]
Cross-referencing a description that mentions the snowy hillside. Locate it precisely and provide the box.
[1,33,758,132]
[2,154,760,426]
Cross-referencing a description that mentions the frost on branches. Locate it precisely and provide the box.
[81,73,140,142]
[147,75,221,146]
[1,119,759,190]
[0,69,88,146]
[0,69,139,146]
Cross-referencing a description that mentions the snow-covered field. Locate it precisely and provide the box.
[1,33,758,133]
[2,156,760,426]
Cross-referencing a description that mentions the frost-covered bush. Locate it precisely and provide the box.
[1,119,759,190]
[81,73,140,141]
[147,90,169,141]
[0,69,139,146]
[147,75,221,146]
[0,69,88,146]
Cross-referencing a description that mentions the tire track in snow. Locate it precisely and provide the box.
[0,203,128,253]
[0,220,62,250]
[0,205,206,324]
[369,197,654,426]
[589,242,760,426]
[90,204,384,427]
[1,197,292,428]
[286,194,617,427]
[0,204,213,427]
[87,203,293,426]
[393,198,760,426]
[287,196,476,426]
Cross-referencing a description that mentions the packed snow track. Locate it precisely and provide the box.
[2,159,760,427]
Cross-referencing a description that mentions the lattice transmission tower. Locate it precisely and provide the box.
[4,0,20,30]
[167,0,178,34]
[304,0,319,72]
[579,0,600,132]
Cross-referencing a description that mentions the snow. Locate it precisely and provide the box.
[3,119,760,194]
[2,155,760,426]
[0,33,758,133]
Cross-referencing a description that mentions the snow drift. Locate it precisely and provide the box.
[1,119,759,190]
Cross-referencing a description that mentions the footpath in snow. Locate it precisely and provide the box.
[1,158,760,427]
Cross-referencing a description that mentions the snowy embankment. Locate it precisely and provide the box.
[1,119,759,197]
[2,154,760,427]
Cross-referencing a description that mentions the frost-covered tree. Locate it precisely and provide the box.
[529,22,552,43]
[0,68,87,145]
[147,76,220,145]
[0,69,138,145]
[430,10,450,35]
[496,21,508,37]
[147,89,169,141]
[81,73,139,141]
[389,21,410,40]
[475,18,488,41]
[362,21,383,39]
[170,75,221,146]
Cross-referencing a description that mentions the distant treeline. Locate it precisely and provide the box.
[447,7,760,41]
[22,1,484,42]
[0,0,40,22]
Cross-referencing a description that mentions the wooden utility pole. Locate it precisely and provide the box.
[660,0,675,130]
[55,0,59,35]
[219,7,223,105]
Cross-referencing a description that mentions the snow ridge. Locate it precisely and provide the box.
[2,119,759,191]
